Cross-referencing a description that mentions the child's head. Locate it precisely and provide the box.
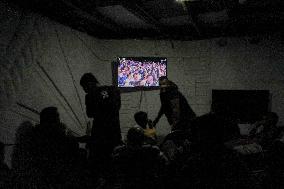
[127,126,145,146]
[134,111,148,129]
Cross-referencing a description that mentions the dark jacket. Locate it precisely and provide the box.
[85,85,122,145]
[157,87,196,130]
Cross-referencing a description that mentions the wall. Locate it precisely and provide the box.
[102,36,284,136]
[1,1,284,165]
[0,2,113,165]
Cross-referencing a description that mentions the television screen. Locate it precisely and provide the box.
[116,57,167,88]
[212,90,270,123]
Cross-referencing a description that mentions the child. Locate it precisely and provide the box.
[134,111,157,144]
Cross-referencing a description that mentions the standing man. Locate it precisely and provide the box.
[80,73,122,176]
[153,76,196,131]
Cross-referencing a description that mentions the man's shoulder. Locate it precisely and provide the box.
[113,144,126,152]
[99,85,116,89]
[99,85,120,93]
[141,144,161,154]
[112,145,127,159]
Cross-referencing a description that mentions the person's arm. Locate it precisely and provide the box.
[153,106,164,126]
[85,94,94,118]
[249,120,265,137]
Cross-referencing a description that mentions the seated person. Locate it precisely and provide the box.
[263,131,284,188]
[227,112,279,157]
[33,107,80,188]
[185,112,249,189]
[160,130,192,162]
[134,111,157,144]
[249,112,279,151]
[112,127,168,189]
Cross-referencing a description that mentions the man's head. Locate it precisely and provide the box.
[134,111,148,129]
[40,107,60,125]
[158,76,168,86]
[80,73,99,93]
[159,76,169,93]
[127,126,145,146]
[158,76,177,93]
[263,112,279,127]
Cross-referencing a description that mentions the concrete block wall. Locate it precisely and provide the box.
[102,37,284,137]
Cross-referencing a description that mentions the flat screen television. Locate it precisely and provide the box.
[113,57,167,91]
[212,90,270,123]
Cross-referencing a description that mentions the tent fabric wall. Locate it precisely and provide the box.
[0,2,108,147]
[101,36,284,131]
[1,1,284,166]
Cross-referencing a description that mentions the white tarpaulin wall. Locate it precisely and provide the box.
[2,1,284,166]
[0,2,114,153]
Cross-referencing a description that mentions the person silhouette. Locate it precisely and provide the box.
[80,73,122,179]
[153,76,196,131]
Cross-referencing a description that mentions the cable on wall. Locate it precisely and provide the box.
[138,89,143,110]
[54,25,88,128]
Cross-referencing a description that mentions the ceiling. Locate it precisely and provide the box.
[8,0,284,40]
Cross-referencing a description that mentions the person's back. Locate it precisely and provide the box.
[176,91,196,129]
[160,89,196,129]
[154,77,196,131]
[113,145,165,189]
[86,86,119,115]
[81,73,122,147]
[85,85,122,173]
[189,113,248,189]
[32,107,79,187]
[11,121,39,188]
[86,85,121,137]
[113,127,167,189]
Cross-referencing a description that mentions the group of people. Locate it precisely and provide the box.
[1,73,284,188]
[118,59,167,87]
